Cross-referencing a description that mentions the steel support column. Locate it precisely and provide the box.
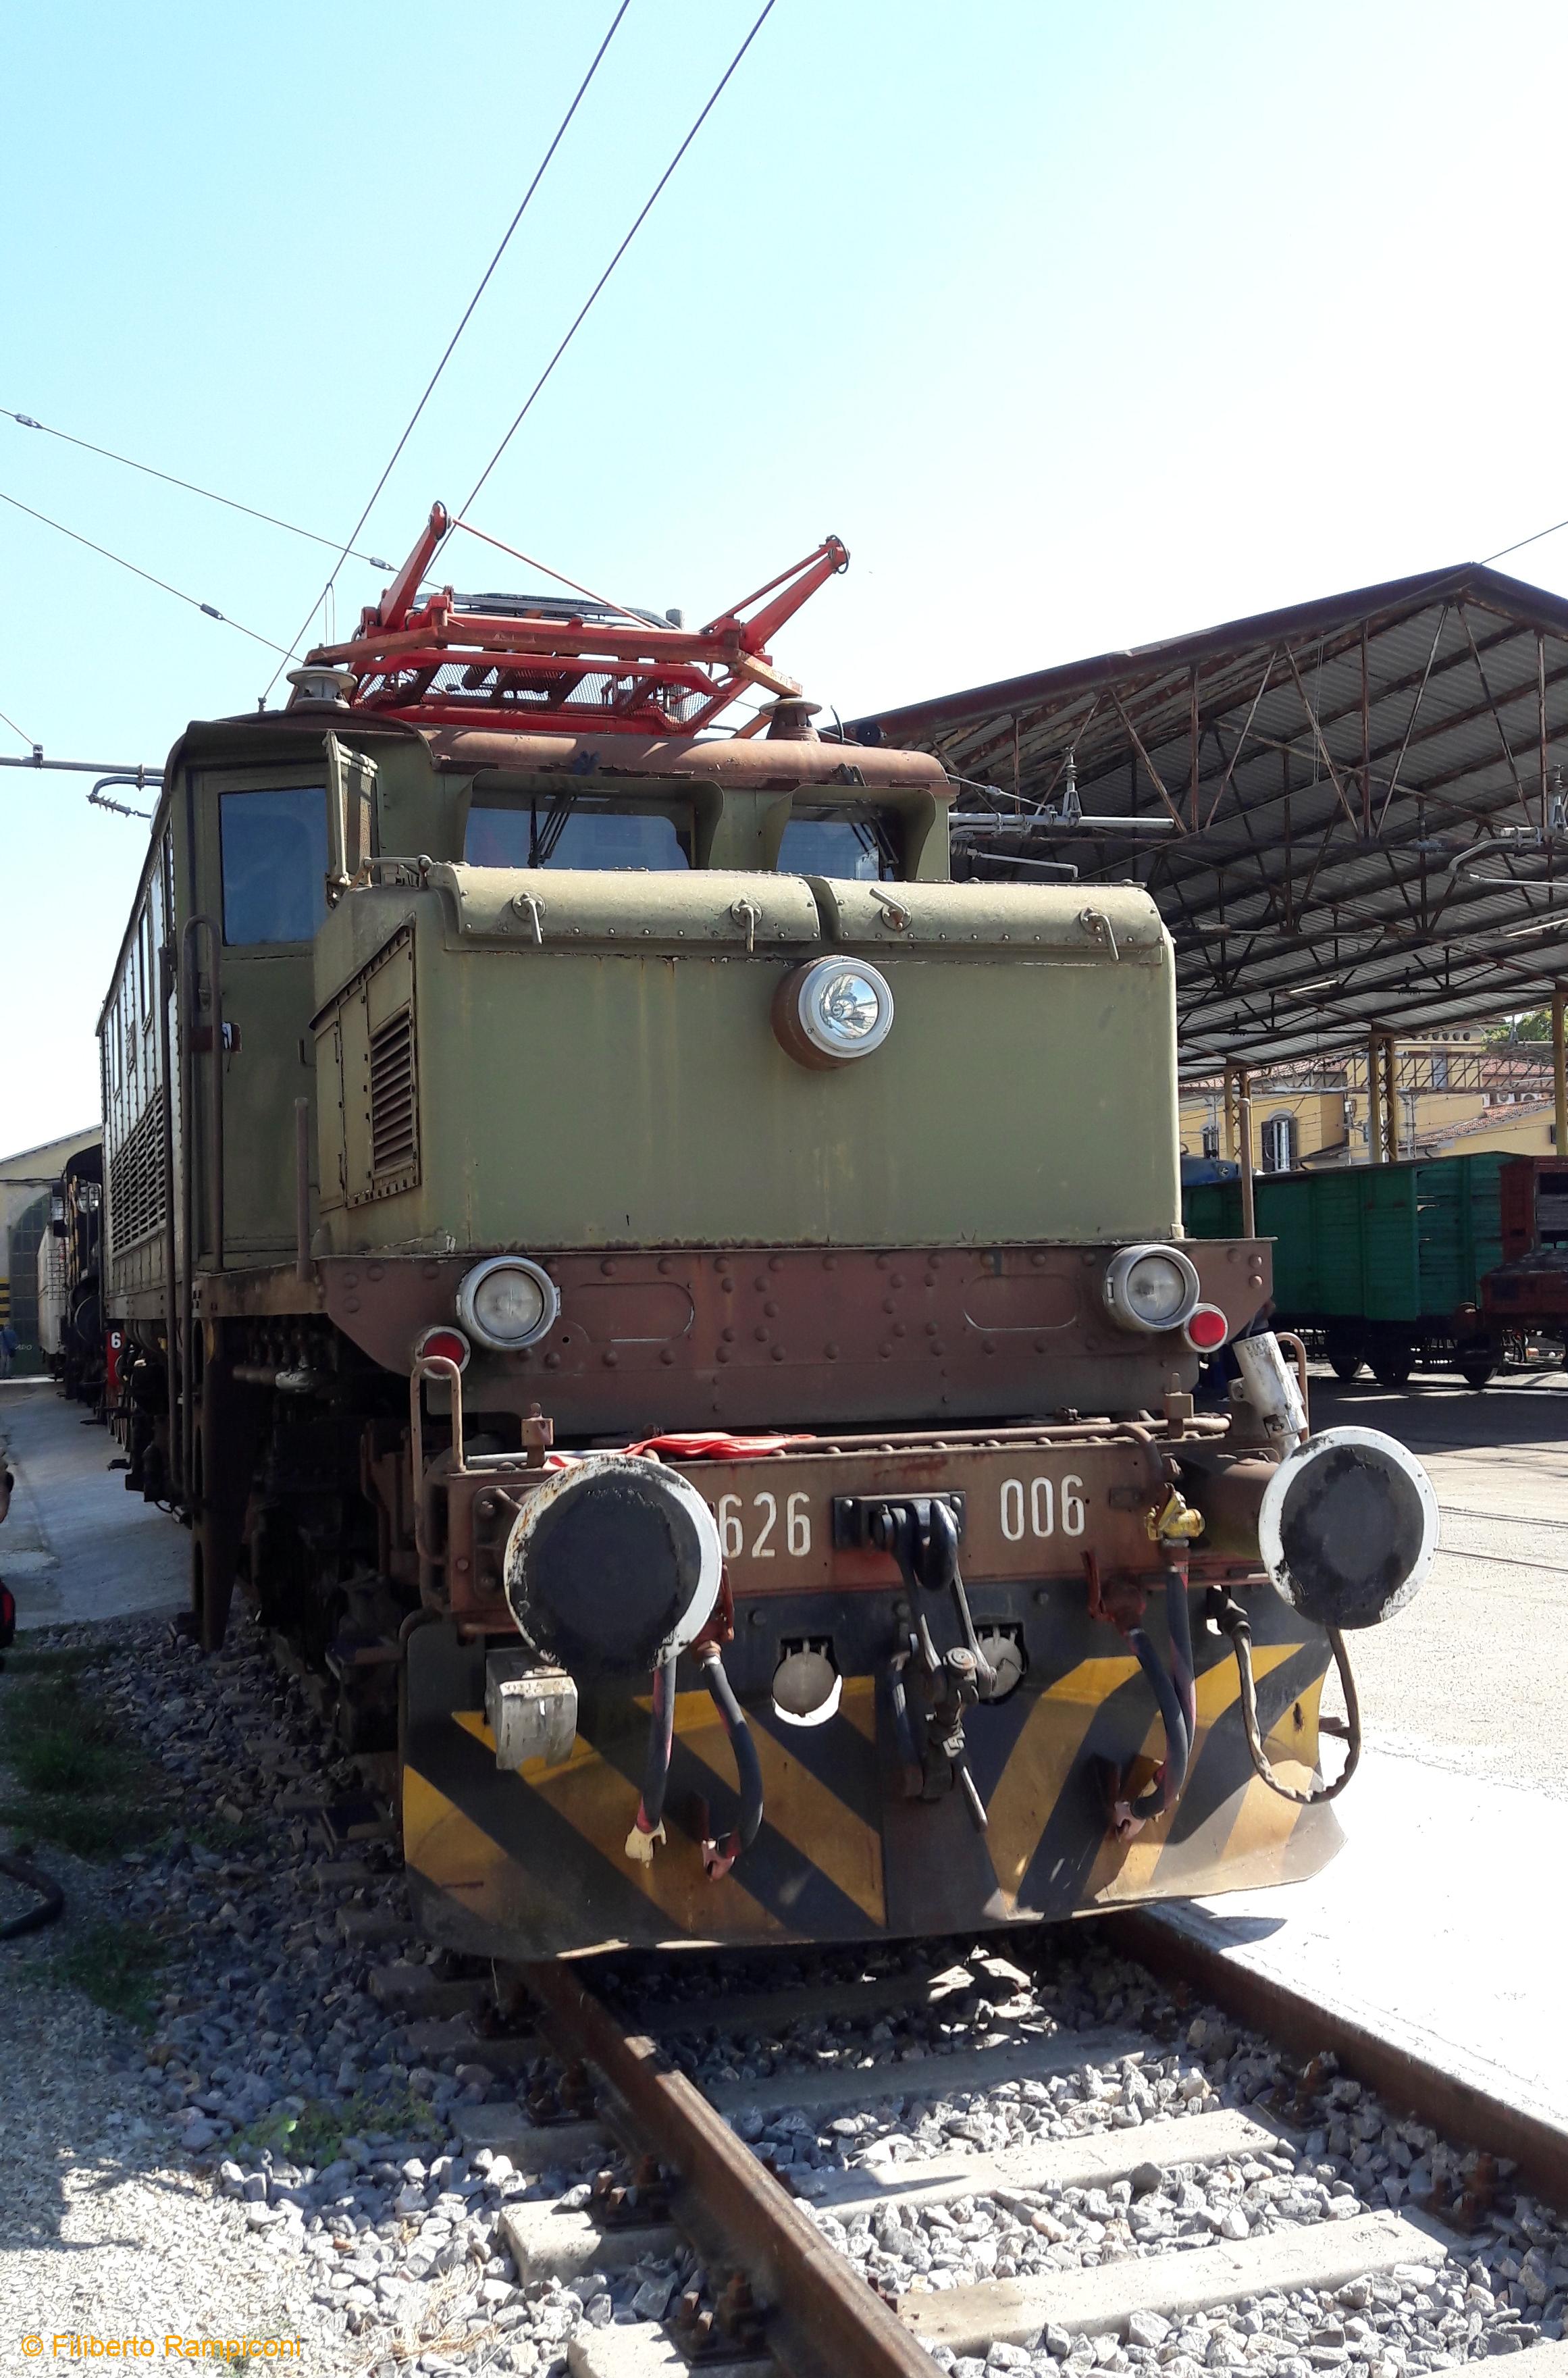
[1553,983,1567,1158]
[1368,1031,1399,1163]
[1225,1064,1256,1235]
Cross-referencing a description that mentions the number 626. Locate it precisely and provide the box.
[715,1491,812,1558]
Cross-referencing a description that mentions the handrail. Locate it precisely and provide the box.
[179,915,225,1270]
[177,914,224,1504]
[409,1352,466,1604]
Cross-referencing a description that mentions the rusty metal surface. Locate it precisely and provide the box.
[425,724,950,796]
[519,1959,972,2378]
[305,1241,1271,1436]
[436,1415,1250,1629]
[1112,1911,1568,2211]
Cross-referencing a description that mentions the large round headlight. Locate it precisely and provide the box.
[456,1257,560,1351]
[772,955,895,1069]
[1103,1243,1201,1335]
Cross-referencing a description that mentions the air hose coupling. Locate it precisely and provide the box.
[1087,1545,1197,1841]
[625,1651,678,1865]
[696,1643,764,1880]
[1207,1586,1363,1807]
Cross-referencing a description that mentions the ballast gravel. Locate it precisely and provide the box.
[0,1610,676,2375]
[613,1944,1567,2370]
[1,1605,1564,2378]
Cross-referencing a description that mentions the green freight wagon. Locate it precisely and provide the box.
[1183,1154,1509,1388]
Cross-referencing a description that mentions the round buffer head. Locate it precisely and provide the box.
[1258,1424,1439,1630]
[503,1454,722,1676]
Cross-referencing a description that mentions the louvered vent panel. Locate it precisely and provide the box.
[109,1091,167,1251]
[369,1008,418,1177]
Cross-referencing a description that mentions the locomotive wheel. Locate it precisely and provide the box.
[1330,1352,1365,1382]
[1371,1349,1413,1389]
[1459,1355,1496,1390]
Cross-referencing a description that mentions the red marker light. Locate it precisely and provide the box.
[415,1325,471,1372]
[1184,1304,1229,1353]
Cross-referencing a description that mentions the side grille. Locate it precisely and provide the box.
[369,1008,418,1178]
[109,1090,167,1251]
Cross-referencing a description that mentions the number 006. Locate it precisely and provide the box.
[999,1474,1085,1542]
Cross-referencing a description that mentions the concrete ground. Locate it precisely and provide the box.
[1,1366,1563,2125]
[0,1378,187,1626]
[1157,1364,1568,2131]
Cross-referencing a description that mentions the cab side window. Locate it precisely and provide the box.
[220,787,329,946]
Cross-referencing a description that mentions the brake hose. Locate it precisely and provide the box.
[1217,1597,1362,1805]
[696,1644,764,1879]
[625,1652,679,1865]
[1114,1566,1195,1835]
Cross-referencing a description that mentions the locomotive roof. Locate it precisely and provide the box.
[168,708,950,798]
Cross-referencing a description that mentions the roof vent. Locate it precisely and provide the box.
[286,665,357,711]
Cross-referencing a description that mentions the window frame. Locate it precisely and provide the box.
[1260,1113,1297,1174]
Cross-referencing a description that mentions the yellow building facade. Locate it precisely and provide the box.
[1180,1033,1557,1172]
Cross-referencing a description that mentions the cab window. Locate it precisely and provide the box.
[220,787,329,945]
[778,810,895,879]
[466,798,689,871]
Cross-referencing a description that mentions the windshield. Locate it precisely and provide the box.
[778,814,893,879]
[466,800,689,871]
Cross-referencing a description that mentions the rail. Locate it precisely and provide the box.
[521,1960,937,2378]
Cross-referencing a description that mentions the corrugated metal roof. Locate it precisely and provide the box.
[849,564,1568,1072]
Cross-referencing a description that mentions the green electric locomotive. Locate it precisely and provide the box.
[98,509,1436,1957]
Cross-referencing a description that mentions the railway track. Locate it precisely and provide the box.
[206,1612,1568,2377]
[349,1921,1568,2378]
[20,1597,1568,2376]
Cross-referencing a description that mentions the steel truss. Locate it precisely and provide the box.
[851,565,1568,1094]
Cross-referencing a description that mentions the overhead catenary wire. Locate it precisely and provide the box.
[450,517,654,627]
[1483,517,1568,567]
[0,700,36,751]
[1,407,394,570]
[0,488,292,655]
[261,0,635,702]
[452,0,779,532]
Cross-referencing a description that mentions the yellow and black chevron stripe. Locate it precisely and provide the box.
[402,1603,1340,1959]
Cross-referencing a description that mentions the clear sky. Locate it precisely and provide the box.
[5,0,1568,1149]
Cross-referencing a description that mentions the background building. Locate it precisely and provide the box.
[1180,1033,1557,1174]
[0,1127,99,1363]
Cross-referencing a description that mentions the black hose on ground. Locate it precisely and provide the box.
[0,1850,64,1940]
[697,1644,764,1878]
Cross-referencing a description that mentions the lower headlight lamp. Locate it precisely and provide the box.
[1103,1243,1202,1335]
[456,1256,560,1351]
